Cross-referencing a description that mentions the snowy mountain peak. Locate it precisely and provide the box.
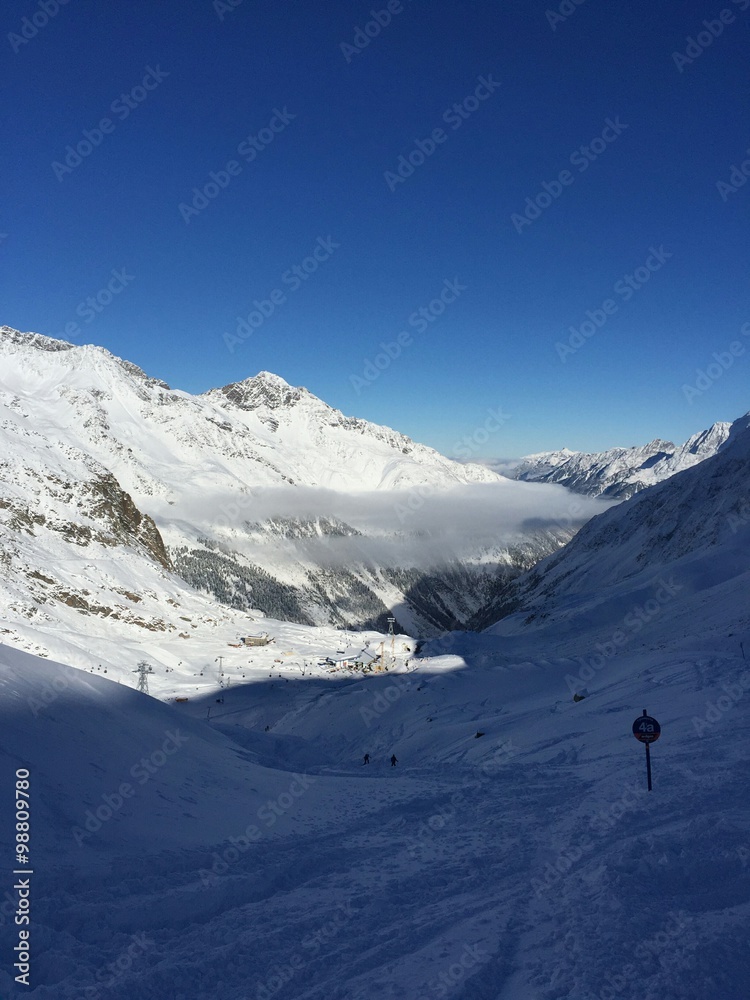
[0,326,171,391]
[494,411,750,638]
[514,420,734,499]
[684,420,732,454]
[639,438,676,452]
[0,322,571,645]
[255,370,292,386]
[1,325,75,353]
[515,446,576,465]
[208,371,307,411]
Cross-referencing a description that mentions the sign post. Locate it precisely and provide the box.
[632,709,661,791]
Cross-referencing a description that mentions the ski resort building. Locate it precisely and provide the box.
[240,633,272,647]
[330,647,380,670]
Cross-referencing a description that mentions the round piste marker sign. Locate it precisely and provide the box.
[632,714,661,743]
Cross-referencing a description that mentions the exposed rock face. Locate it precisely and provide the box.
[86,473,171,569]
[0,469,169,569]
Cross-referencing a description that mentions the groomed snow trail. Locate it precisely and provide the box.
[2,640,749,999]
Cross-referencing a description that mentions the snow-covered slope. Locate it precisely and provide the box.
[513,420,732,499]
[0,326,497,497]
[3,547,750,998]
[490,412,750,648]
[2,331,749,997]
[0,326,605,640]
[204,371,503,491]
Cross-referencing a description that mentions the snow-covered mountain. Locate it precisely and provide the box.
[3,402,750,997]
[0,326,499,495]
[489,412,750,643]
[0,327,602,646]
[4,335,750,999]
[513,420,732,499]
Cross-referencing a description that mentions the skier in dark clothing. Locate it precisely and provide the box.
[363,753,370,764]
[390,754,397,767]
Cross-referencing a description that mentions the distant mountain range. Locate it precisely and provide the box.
[512,422,731,499]
[487,412,750,647]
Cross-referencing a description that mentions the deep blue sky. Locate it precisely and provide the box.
[2,0,748,457]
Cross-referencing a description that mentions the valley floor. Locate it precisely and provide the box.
[2,633,749,1000]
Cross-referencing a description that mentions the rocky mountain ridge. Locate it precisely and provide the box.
[0,327,595,638]
[490,412,750,643]
[513,421,732,499]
